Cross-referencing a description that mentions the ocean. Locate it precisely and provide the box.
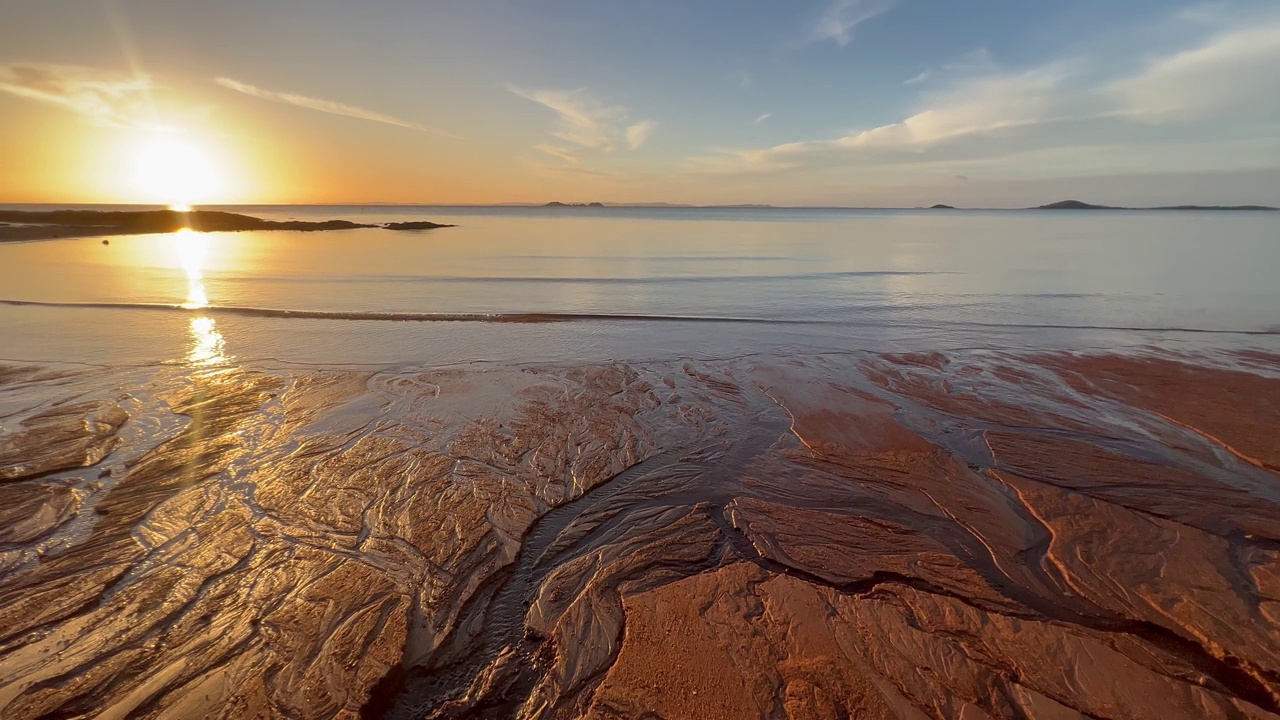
[1,205,1278,368]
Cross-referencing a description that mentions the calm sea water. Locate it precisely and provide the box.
[1,206,1277,367]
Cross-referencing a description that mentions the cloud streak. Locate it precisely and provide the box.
[509,86,656,153]
[0,63,155,127]
[808,0,897,46]
[1107,23,1280,122]
[691,63,1074,175]
[534,143,580,165]
[214,77,456,137]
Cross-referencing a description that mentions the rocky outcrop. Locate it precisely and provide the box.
[0,210,454,242]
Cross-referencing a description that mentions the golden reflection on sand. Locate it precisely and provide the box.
[170,228,229,365]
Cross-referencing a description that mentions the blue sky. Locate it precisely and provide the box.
[1,0,1278,205]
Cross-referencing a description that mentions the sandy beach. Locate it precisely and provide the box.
[1,348,1278,719]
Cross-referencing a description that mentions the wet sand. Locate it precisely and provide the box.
[0,350,1278,719]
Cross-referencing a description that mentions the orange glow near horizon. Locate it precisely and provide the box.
[0,92,500,205]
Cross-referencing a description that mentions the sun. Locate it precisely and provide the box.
[132,136,222,211]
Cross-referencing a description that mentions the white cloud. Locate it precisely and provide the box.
[735,71,753,90]
[214,77,455,137]
[626,120,657,150]
[1108,23,1280,121]
[509,85,655,153]
[904,70,931,85]
[0,63,154,127]
[692,63,1073,174]
[808,0,897,47]
[755,112,773,124]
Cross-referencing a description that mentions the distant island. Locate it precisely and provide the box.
[544,201,605,207]
[1035,200,1115,210]
[928,204,955,209]
[1034,200,1276,211]
[0,209,455,242]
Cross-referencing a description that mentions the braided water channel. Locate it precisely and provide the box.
[373,385,793,719]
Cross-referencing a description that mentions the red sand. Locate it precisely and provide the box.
[0,351,1277,719]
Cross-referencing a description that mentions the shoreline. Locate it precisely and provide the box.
[1,348,1278,718]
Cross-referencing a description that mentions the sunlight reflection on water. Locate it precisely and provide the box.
[170,228,229,365]
[1,210,1278,367]
[172,228,208,310]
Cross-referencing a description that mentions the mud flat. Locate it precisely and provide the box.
[0,350,1278,719]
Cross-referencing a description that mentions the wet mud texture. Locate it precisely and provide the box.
[0,351,1278,719]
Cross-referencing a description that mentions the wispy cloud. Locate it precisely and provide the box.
[734,71,753,90]
[509,86,656,152]
[0,63,155,127]
[626,120,657,150]
[1107,23,1280,122]
[904,49,993,87]
[1176,2,1232,24]
[754,112,773,124]
[944,48,997,73]
[214,77,455,137]
[691,63,1074,175]
[534,143,580,165]
[807,0,897,46]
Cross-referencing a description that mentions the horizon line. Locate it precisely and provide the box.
[1,200,1276,211]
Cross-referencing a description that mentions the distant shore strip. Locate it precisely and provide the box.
[0,209,454,242]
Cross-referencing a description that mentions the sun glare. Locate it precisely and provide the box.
[133,137,221,211]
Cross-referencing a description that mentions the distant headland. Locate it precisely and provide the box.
[0,209,455,242]
[1033,200,1276,211]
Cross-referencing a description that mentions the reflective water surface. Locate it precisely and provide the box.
[0,206,1277,367]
